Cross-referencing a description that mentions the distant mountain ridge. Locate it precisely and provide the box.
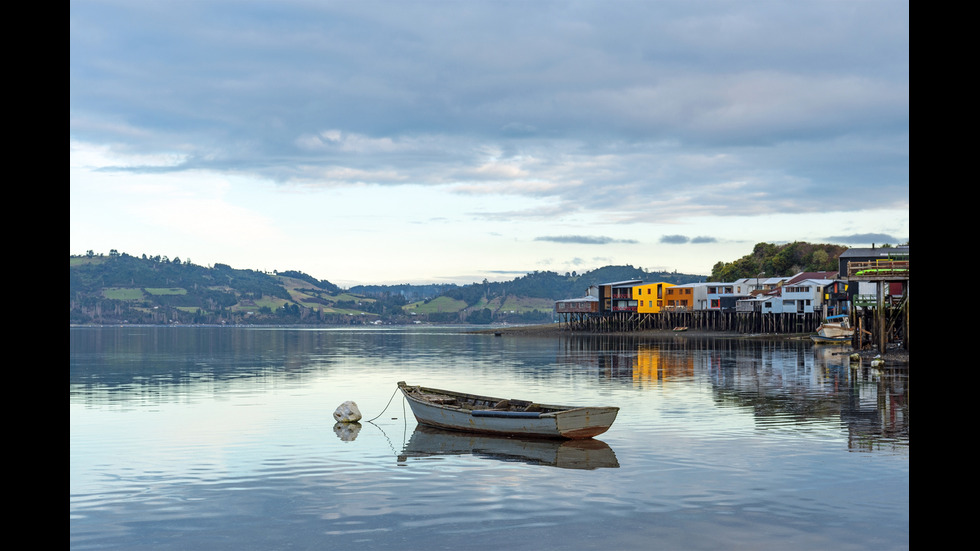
[351,265,702,302]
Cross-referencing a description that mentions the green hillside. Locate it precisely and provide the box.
[70,252,360,325]
[70,251,711,325]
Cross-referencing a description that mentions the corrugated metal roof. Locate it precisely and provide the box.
[556,296,598,303]
[840,246,909,258]
[600,279,644,287]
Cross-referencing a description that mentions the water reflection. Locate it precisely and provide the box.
[71,327,908,550]
[555,333,908,451]
[398,426,619,469]
[333,421,362,441]
[845,364,909,450]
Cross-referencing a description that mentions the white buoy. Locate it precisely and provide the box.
[333,401,362,423]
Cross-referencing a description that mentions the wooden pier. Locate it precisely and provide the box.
[846,260,909,354]
[557,310,826,334]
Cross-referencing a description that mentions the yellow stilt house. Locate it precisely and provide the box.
[633,282,675,314]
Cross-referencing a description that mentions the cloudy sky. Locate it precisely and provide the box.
[70,1,908,286]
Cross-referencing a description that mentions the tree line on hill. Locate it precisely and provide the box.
[710,242,848,281]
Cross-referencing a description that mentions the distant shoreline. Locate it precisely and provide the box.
[469,323,909,363]
[469,323,797,339]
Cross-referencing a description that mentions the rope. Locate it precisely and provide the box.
[365,385,401,423]
[363,385,405,456]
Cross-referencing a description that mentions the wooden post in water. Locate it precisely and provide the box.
[877,283,886,355]
[905,291,909,351]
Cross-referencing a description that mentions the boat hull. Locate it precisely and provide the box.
[812,322,854,344]
[398,382,618,439]
[810,334,851,344]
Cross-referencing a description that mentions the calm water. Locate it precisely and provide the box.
[70,326,909,550]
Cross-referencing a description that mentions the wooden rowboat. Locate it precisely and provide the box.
[397,381,619,439]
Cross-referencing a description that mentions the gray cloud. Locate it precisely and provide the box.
[536,236,638,245]
[690,236,718,244]
[826,233,906,244]
[71,2,908,220]
[661,235,717,244]
[485,270,533,276]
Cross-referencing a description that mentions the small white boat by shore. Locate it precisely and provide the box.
[397,381,619,439]
[811,315,854,344]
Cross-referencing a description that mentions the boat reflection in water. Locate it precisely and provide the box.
[398,425,619,470]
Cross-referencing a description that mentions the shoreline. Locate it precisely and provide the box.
[470,323,803,339]
[470,323,909,364]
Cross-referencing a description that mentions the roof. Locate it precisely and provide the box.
[600,279,644,287]
[840,246,909,259]
[786,271,838,284]
[785,278,834,287]
[556,296,598,303]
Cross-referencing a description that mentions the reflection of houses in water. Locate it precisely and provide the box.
[555,334,908,451]
[705,339,908,451]
[632,343,694,384]
[555,334,636,379]
[555,335,695,382]
[841,365,908,451]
